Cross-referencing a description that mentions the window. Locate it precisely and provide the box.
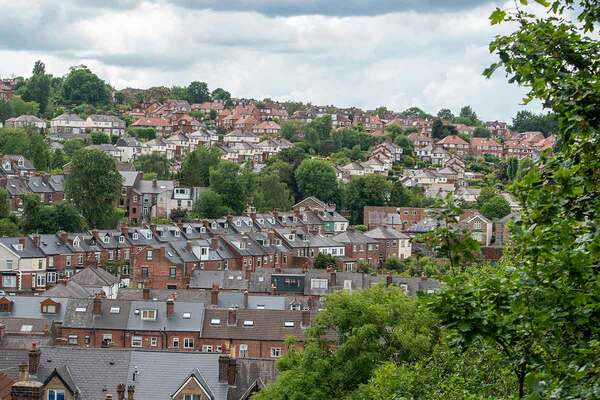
[183,337,194,349]
[68,335,78,345]
[474,220,482,230]
[146,250,153,260]
[243,320,254,327]
[47,272,57,284]
[150,337,158,347]
[108,250,114,261]
[2,275,16,288]
[239,344,248,357]
[131,336,142,347]
[271,347,282,358]
[75,306,86,312]
[65,256,71,267]
[141,267,149,278]
[172,337,180,348]
[284,321,295,327]
[77,254,83,265]
[48,389,65,400]
[110,307,120,314]
[184,395,201,400]
[42,304,56,314]
[122,264,130,276]
[311,279,328,289]
[119,235,125,243]
[141,309,157,321]
[38,259,43,269]
[169,267,177,279]
[182,312,191,319]
[210,318,221,325]
[202,345,213,352]
[103,236,110,244]
[102,334,113,345]
[132,232,139,240]
[20,325,33,333]
[36,274,46,287]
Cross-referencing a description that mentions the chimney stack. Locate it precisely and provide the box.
[211,284,219,306]
[58,231,69,244]
[127,385,135,400]
[152,179,157,188]
[301,310,311,328]
[31,234,40,248]
[329,270,337,287]
[186,240,193,251]
[120,224,129,236]
[91,229,99,240]
[227,308,237,326]
[243,290,248,308]
[28,343,41,376]
[270,284,277,296]
[142,288,150,300]
[18,237,26,248]
[211,237,220,250]
[117,384,126,400]
[218,356,237,385]
[19,362,28,382]
[93,294,102,315]
[166,298,174,319]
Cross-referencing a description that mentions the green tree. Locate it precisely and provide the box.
[511,110,558,137]
[63,139,86,159]
[193,189,230,218]
[295,158,339,204]
[91,131,110,144]
[65,149,122,227]
[127,127,156,141]
[210,87,231,102]
[0,219,20,236]
[383,256,404,272]
[345,175,391,224]
[455,105,480,126]
[473,126,492,138]
[313,252,338,269]
[254,285,437,400]
[0,188,10,219]
[479,194,511,219]
[179,146,221,187]
[280,120,304,141]
[186,81,210,104]
[26,132,50,171]
[134,153,170,179]
[21,60,51,114]
[209,161,246,214]
[61,66,109,105]
[437,108,454,120]
[254,171,294,212]
[51,149,66,170]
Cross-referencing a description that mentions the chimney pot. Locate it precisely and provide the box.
[32,234,40,248]
[120,224,129,236]
[18,362,29,382]
[186,240,192,251]
[142,288,150,300]
[227,308,237,326]
[117,384,126,400]
[127,385,135,400]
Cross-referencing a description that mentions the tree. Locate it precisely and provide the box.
[455,105,480,126]
[479,194,511,220]
[179,147,221,187]
[394,134,414,156]
[295,158,339,204]
[91,131,110,144]
[473,126,492,138]
[65,149,122,227]
[511,110,558,137]
[0,219,20,236]
[280,120,304,141]
[209,161,246,214]
[193,189,230,218]
[51,149,66,170]
[0,188,10,219]
[345,175,391,224]
[61,66,109,105]
[210,87,231,102]
[383,256,404,272]
[63,138,86,159]
[134,153,170,179]
[254,172,294,212]
[254,285,437,400]
[27,132,50,171]
[127,127,156,141]
[313,253,338,269]
[186,81,210,104]
[21,60,51,114]
[437,108,454,120]
[431,118,458,140]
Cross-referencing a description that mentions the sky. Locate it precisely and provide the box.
[0,0,541,121]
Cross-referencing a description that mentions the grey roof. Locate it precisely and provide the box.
[117,288,244,309]
[365,226,410,240]
[332,230,378,245]
[228,358,277,400]
[189,270,248,291]
[53,113,84,122]
[0,296,68,321]
[70,266,119,287]
[135,179,175,194]
[119,170,141,187]
[88,114,125,125]
[126,300,204,332]
[247,295,286,310]
[62,298,131,330]
[44,281,99,299]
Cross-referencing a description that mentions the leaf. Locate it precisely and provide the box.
[490,8,507,25]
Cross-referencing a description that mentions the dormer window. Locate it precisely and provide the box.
[186,227,192,234]
[119,236,125,243]
[236,220,241,227]
[132,232,139,240]
[145,232,152,240]
[200,227,206,233]
[103,236,110,244]
[211,223,217,229]
[141,309,157,321]
[17,158,24,167]
[73,238,80,247]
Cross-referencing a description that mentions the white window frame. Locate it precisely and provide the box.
[131,336,142,348]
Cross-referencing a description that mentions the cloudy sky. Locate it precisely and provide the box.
[0,0,540,121]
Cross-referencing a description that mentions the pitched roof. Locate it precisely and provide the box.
[437,135,469,145]
[365,226,410,240]
[70,266,120,287]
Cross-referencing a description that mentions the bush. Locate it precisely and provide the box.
[313,253,338,269]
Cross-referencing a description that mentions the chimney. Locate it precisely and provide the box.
[142,288,150,300]
[58,231,69,244]
[211,236,220,250]
[218,356,237,385]
[120,224,129,236]
[270,284,277,296]
[226,214,233,225]
[301,310,311,328]
[19,362,28,382]
[152,179,157,188]
[31,234,40,248]
[386,272,393,287]
[117,384,126,400]
[248,207,256,223]
[330,270,337,287]
[93,294,102,315]
[267,230,275,246]
[186,240,193,251]
[149,224,157,235]
[243,290,248,308]
[0,323,5,340]
[166,298,174,319]
[227,309,237,326]
[18,237,26,248]
[211,284,219,306]
[127,385,135,400]
[218,356,229,383]
[28,343,41,376]
[420,272,428,282]
[91,229,99,240]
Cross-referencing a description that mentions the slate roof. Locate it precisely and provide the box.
[332,229,378,245]
[189,270,248,291]
[119,171,141,187]
[116,288,244,309]
[62,298,131,330]
[135,179,175,194]
[126,300,204,333]
[0,296,68,321]
[365,226,410,240]
[70,266,119,287]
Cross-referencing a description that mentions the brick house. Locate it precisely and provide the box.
[364,226,412,266]
[436,135,470,155]
[331,228,380,271]
[470,137,503,158]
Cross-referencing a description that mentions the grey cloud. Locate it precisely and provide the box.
[167,0,497,16]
